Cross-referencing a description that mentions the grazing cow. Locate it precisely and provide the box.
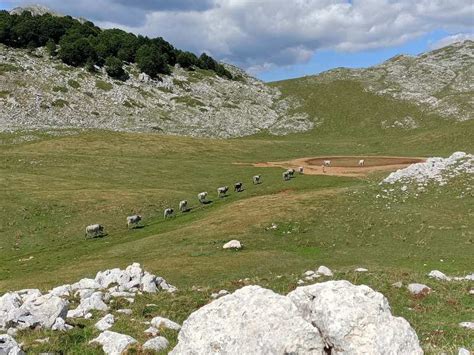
[298,166,304,174]
[179,200,189,212]
[85,224,104,238]
[164,208,174,218]
[198,192,208,204]
[358,159,365,166]
[217,186,229,197]
[234,182,243,192]
[253,175,261,184]
[283,171,290,181]
[126,215,142,229]
[287,168,295,177]
[323,160,331,167]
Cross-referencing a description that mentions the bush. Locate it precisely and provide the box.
[136,44,170,78]
[95,80,113,91]
[105,56,128,81]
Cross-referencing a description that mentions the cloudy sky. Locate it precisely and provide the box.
[1,0,473,81]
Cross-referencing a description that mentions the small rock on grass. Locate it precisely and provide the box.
[407,283,431,296]
[354,268,368,272]
[89,331,137,355]
[223,240,242,250]
[143,336,169,351]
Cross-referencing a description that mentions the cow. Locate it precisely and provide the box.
[164,208,174,218]
[198,192,208,204]
[126,215,142,229]
[234,182,243,192]
[299,167,304,174]
[283,171,290,181]
[358,159,365,166]
[85,224,104,238]
[179,200,189,212]
[217,186,229,197]
[253,175,262,184]
[323,160,331,167]
[287,168,295,177]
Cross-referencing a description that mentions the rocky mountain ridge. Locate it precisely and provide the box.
[0,45,312,138]
[310,40,473,122]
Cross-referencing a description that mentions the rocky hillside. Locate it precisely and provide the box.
[301,40,473,122]
[0,45,312,138]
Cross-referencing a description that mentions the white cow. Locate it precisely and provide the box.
[253,175,261,184]
[323,160,331,167]
[85,224,104,238]
[126,215,142,229]
[358,159,365,166]
[298,166,304,174]
[164,208,174,218]
[179,200,189,212]
[198,192,208,204]
[217,186,229,197]
[283,171,290,181]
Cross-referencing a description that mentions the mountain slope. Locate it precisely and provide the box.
[272,41,473,131]
[0,45,311,137]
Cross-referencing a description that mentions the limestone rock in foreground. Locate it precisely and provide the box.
[143,336,169,351]
[170,285,325,354]
[288,280,422,354]
[89,330,136,355]
[0,334,25,355]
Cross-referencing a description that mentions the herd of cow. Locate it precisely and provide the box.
[84,159,366,238]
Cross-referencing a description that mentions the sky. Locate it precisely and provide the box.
[1,0,473,82]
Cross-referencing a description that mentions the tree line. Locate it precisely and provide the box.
[0,10,233,80]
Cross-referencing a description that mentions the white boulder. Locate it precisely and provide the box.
[170,285,325,354]
[95,314,115,331]
[89,330,137,355]
[71,278,100,291]
[67,292,107,318]
[223,240,242,250]
[116,309,132,315]
[144,326,159,336]
[0,334,25,355]
[428,270,451,281]
[51,317,73,331]
[143,336,169,352]
[316,265,333,277]
[407,283,431,296]
[288,280,422,354]
[151,316,181,331]
[459,322,474,330]
[458,347,470,355]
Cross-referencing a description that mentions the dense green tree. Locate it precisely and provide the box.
[198,53,217,71]
[45,38,56,56]
[176,51,198,68]
[58,36,96,66]
[135,44,170,77]
[105,56,128,80]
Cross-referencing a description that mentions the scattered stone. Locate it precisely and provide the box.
[35,337,49,344]
[465,273,474,281]
[223,240,242,250]
[51,317,73,331]
[142,336,169,352]
[316,265,333,277]
[428,270,451,281]
[151,316,181,331]
[303,270,315,277]
[71,278,101,291]
[392,281,403,288]
[210,290,230,299]
[116,309,133,315]
[297,279,305,285]
[67,292,107,318]
[89,331,137,355]
[469,289,474,295]
[171,285,325,354]
[144,326,159,336]
[459,322,474,330]
[0,334,25,355]
[288,281,422,354]
[407,283,431,296]
[95,314,115,331]
[458,347,470,355]
[354,267,368,272]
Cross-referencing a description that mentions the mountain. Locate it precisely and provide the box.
[0,45,311,138]
[272,41,473,133]
[9,4,62,17]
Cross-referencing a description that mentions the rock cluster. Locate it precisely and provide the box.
[172,281,423,354]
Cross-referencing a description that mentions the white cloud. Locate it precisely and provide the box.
[8,0,474,72]
[429,33,474,50]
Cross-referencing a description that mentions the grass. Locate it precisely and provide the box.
[95,80,113,91]
[51,99,69,108]
[0,73,473,353]
[0,62,21,74]
[52,85,68,93]
[0,126,472,353]
[68,79,81,89]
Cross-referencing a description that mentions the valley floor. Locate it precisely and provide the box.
[0,128,473,353]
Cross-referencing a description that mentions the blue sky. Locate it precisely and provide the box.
[1,1,472,82]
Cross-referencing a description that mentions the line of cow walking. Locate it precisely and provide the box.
[85,159,366,238]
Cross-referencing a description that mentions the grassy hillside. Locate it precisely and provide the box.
[0,128,472,353]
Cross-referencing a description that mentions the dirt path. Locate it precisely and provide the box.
[251,156,426,177]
